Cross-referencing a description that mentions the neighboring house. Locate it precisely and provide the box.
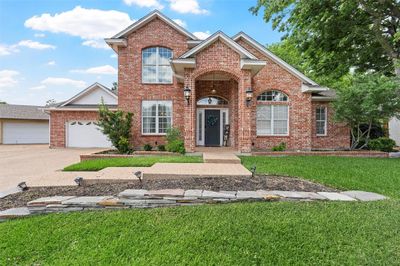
[0,104,49,144]
[47,10,349,152]
[389,118,400,146]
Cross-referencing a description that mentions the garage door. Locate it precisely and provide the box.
[3,121,49,144]
[66,121,112,148]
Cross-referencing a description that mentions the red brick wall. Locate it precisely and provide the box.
[50,111,100,148]
[117,17,189,149]
[311,102,350,150]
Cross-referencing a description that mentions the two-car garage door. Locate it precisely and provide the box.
[66,121,112,148]
[3,121,49,144]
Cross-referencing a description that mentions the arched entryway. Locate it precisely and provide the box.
[194,71,239,148]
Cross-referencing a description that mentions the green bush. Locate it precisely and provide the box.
[143,143,152,151]
[368,137,396,152]
[272,142,286,151]
[157,144,166,151]
[98,102,133,154]
[166,127,182,143]
[166,140,185,154]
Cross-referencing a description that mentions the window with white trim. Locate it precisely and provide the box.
[256,90,289,136]
[142,101,172,134]
[316,106,327,135]
[142,47,173,84]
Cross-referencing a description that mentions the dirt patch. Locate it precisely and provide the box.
[0,175,337,210]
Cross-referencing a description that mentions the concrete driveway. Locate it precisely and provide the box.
[0,145,102,190]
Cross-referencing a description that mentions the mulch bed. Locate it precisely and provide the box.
[0,175,337,211]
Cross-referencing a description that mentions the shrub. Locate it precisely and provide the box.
[165,127,185,154]
[143,143,152,151]
[157,144,166,151]
[271,142,286,151]
[98,102,133,154]
[368,137,396,152]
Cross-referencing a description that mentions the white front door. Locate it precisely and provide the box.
[66,121,112,148]
[196,108,228,146]
[3,121,49,144]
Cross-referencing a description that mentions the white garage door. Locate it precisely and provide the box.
[3,121,49,144]
[67,121,112,148]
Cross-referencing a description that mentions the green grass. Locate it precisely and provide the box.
[0,201,399,265]
[241,156,400,199]
[63,155,203,171]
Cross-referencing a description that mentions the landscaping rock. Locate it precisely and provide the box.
[118,189,148,198]
[317,192,357,201]
[147,189,185,197]
[62,196,113,206]
[341,191,387,201]
[201,190,236,199]
[268,191,310,199]
[236,191,263,200]
[98,197,124,207]
[0,207,30,220]
[184,189,203,198]
[295,192,327,200]
[28,196,76,206]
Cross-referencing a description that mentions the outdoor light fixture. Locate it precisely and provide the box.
[183,87,191,104]
[17,181,28,191]
[245,88,253,107]
[74,177,84,186]
[134,171,142,183]
[250,165,257,178]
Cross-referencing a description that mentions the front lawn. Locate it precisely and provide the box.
[241,156,400,199]
[64,156,203,171]
[1,201,399,265]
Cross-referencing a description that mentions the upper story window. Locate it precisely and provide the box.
[142,47,173,84]
[197,96,228,106]
[256,90,289,136]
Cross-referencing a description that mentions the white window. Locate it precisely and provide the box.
[142,47,173,84]
[256,90,289,136]
[142,101,172,134]
[316,106,327,136]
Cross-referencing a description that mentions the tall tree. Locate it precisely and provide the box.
[251,0,400,77]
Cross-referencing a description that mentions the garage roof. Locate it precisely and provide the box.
[0,104,49,120]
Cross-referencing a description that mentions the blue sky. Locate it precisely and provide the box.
[0,0,283,105]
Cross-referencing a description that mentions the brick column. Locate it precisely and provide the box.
[238,71,252,153]
[183,69,196,152]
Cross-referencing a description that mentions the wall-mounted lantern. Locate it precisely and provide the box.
[245,88,253,107]
[184,87,191,104]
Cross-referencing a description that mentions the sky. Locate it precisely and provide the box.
[0,0,283,106]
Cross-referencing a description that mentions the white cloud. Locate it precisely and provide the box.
[47,61,56,66]
[173,19,186,28]
[71,65,117,75]
[34,33,45,38]
[0,70,20,88]
[29,85,46,91]
[82,40,110,50]
[124,0,164,9]
[25,6,135,49]
[18,40,56,50]
[193,30,211,40]
[0,44,19,56]
[110,54,117,58]
[169,0,209,14]
[41,77,87,88]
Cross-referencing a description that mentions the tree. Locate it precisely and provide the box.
[45,99,57,107]
[251,0,400,77]
[333,74,400,149]
[98,102,133,154]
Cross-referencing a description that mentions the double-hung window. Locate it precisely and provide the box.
[256,91,289,136]
[316,106,327,136]
[142,47,173,83]
[142,101,172,134]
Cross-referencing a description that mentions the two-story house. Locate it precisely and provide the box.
[47,10,349,152]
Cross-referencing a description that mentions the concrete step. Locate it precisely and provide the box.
[203,152,241,164]
[142,163,252,179]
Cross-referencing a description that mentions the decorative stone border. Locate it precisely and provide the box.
[0,189,387,221]
[251,150,389,158]
[80,151,178,161]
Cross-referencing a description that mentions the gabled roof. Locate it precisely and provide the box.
[0,104,48,120]
[180,31,257,59]
[59,82,117,107]
[111,10,198,40]
[232,31,320,86]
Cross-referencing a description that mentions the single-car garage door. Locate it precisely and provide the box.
[66,121,112,148]
[3,121,49,144]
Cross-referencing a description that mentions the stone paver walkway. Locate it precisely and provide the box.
[0,189,388,221]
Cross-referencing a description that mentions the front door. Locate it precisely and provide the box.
[205,109,220,146]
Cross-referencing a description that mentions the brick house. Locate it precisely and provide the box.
[47,10,349,152]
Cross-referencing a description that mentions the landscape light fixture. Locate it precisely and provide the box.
[134,171,142,183]
[17,181,28,191]
[74,177,84,186]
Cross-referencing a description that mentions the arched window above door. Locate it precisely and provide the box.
[197,96,228,105]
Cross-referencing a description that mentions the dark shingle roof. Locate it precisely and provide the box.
[0,104,49,120]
